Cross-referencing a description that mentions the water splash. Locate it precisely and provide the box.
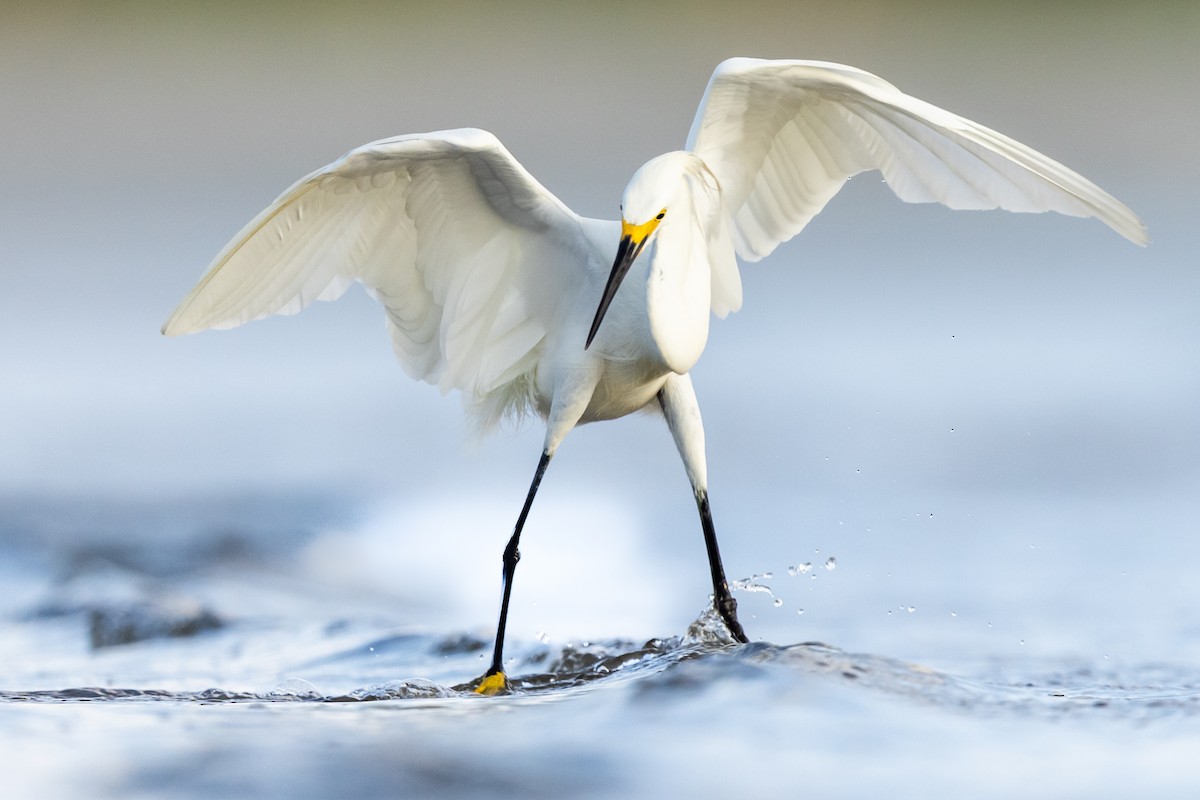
[682,604,744,647]
[730,573,775,595]
[730,573,780,611]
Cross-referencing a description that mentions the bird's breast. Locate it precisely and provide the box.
[568,297,675,424]
[580,356,671,423]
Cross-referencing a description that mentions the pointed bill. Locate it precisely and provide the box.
[585,215,662,349]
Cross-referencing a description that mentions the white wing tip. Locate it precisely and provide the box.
[160,309,207,337]
[161,306,190,336]
[161,297,248,336]
[1121,216,1150,247]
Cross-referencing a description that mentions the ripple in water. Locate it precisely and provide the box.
[4,606,1198,722]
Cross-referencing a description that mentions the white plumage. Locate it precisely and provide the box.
[164,59,1144,691]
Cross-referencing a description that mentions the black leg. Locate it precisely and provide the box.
[477,449,552,694]
[656,381,749,645]
[695,489,749,643]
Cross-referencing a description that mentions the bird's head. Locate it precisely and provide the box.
[586,153,698,349]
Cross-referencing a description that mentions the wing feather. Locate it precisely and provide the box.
[687,58,1147,262]
[164,129,588,417]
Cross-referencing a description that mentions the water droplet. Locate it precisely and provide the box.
[536,631,549,644]
[789,562,813,576]
[773,598,783,608]
[796,609,805,616]
[824,557,837,571]
[907,606,915,613]
[1019,639,1026,646]
[950,611,957,618]
[731,576,775,599]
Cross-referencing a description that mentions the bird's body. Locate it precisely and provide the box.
[164,58,1144,693]
[527,216,671,431]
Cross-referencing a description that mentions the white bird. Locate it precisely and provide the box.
[163,58,1146,694]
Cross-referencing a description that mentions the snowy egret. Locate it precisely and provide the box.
[163,58,1145,694]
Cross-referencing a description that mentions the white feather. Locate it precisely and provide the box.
[686,58,1148,262]
[164,61,1146,663]
[163,128,589,421]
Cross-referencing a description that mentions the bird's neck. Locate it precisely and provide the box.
[645,216,711,375]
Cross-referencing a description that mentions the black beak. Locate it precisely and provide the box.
[586,234,647,349]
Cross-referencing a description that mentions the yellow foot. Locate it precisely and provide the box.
[474,671,509,696]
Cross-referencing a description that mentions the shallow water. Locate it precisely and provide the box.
[4,496,1200,800]
[1,3,1195,797]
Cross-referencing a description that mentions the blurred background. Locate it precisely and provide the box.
[1,0,1196,668]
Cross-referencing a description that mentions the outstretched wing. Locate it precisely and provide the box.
[686,58,1147,262]
[164,129,590,404]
